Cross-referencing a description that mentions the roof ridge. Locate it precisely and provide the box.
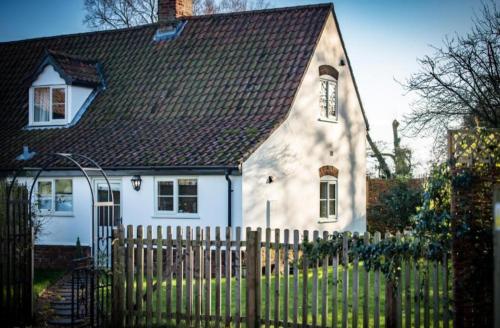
[184,3,333,20]
[0,3,333,45]
[0,23,157,46]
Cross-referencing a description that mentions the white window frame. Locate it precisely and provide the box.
[29,85,69,126]
[154,177,199,218]
[319,76,338,123]
[35,178,74,216]
[319,175,338,222]
[155,178,176,215]
[94,179,122,225]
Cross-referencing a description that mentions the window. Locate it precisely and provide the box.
[320,78,338,121]
[319,176,337,220]
[37,181,52,210]
[31,86,66,124]
[155,178,198,216]
[157,181,174,212]
[36,179,73,213]
[178,179,197,213]
[97,181,121,226]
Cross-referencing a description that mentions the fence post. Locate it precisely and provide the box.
[385,233,397,328]
[112,225,125,327]
[385,280,397,328]
[246,230,260,328]
[494,185,500,328]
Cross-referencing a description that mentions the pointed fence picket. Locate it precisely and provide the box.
[113,225,453,328]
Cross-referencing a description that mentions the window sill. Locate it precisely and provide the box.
[38,212,75,218]
[318,218,338,224]
[152,214,200,220]
[318,118,338,123]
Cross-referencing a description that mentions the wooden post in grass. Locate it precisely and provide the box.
[112,225,125,327]
[246,230,260,328]
[385,280,397,328]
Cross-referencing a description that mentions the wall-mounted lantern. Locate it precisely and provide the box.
[131,175,142,191]
[266,176,275,184]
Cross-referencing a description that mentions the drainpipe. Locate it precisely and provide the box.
[225,169,232,227]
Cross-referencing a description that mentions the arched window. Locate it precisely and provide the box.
[319,165,339,220]
[318,65,339,121]
[320,175,337,220]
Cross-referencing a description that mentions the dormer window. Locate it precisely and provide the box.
[32,86,67,124]
[27,50,104,128]
[318,65,339,122]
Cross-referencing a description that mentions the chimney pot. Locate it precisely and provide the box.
[158,0,192,24]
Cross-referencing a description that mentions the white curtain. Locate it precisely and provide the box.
[34,87,50,122]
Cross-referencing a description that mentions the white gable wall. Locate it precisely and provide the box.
[241,12,367,233]
[32,65,66,86]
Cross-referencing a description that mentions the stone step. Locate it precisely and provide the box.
[51,300,73,306]
[51,303,72,310]
[53,308,87,316]
[47,317,85,326]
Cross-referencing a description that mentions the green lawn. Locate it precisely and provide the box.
[128,262,452,328]
[34,269,66,296]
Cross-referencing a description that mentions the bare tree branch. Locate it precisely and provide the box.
[84,0,272,29]
[402,0,500,140]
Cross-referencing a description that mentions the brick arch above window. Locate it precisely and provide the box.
[318,65,339,80]
[319,165,339,178]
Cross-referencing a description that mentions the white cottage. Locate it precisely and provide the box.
[0,0,368,262]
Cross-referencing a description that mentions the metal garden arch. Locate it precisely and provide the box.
[5,147,116,326]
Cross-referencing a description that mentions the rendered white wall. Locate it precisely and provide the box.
[19,177,93,246]
[121,175,242,234]
[21,174,241,245]
[68,85,93,120]
[241,12,367,234]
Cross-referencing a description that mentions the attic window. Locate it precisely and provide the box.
[320,77,337,121]
[154,20,187,41]
[319,65,339,122]
[32,86,67,124]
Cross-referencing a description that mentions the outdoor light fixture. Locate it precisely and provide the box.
[266,176,275,184]
[131,175,142,191]
[339,59,346,66]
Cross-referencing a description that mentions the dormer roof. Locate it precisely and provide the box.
[29,49,104,88]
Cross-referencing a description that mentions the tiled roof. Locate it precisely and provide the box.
[0,4,331,171]
[42,50,103,87]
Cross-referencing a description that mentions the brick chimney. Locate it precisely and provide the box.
[158,0,192,24]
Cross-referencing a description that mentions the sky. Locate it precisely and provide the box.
[0,0,484,174]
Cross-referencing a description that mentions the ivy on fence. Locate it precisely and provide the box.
[304,163,452,285]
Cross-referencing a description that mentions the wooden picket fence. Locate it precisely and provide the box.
[111,225,452,328]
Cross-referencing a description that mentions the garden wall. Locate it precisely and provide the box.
[366,178,423,232]
[34,245,90,270]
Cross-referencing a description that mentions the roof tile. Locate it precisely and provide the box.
[0,4,331,170]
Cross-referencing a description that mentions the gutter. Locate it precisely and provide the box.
[225,169,233,227]
[0,165,241,177]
